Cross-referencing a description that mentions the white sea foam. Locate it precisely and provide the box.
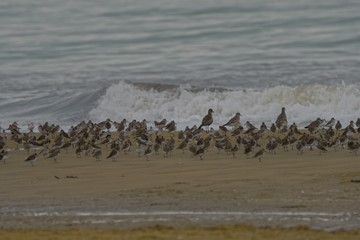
[89,81,360,129]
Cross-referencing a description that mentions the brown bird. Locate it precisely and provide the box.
[275,107,288,129]
[165,120,177,133]
[259,122,268,132]
[47,148,60,163]
[92,149,102,161]
[222,112,241,129]
[194,147,205,160]
[198,108,214,131]
[325,117,336,128]
[219,125,228,132]
[106,148,119,161]
[24,153,38,166]
[252,149,265,162]
[0,152,9,164]
[348,141,360,155]
[144,146,152,161]
[231,126,244,136]
[270,123,277,133]
[189,145,197,156]
[177,139,189,153]
[231,144,239,158]
[316,143,327,155]
[335,120,342,131]
[154,119,167,131]
[305,118,323,133]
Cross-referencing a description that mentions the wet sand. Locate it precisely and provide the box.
[1,132,360,238]
[1,225,360,240]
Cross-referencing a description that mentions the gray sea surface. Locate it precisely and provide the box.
[1,0,360,128]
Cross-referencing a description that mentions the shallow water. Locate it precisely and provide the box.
[1,210,359,230]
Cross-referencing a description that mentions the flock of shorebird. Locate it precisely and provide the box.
[0,107,360,166]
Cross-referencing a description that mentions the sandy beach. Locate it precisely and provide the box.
[1,128,360,239]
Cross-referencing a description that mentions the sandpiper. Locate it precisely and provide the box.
[270,123,276,133]
[106,148,119,161]
[92,149,102,161]
[47,148,60,163]
[335,120,342,131]
[325,117,336,128]
[194,147,205,160]
[0,152,8,164]
[222,112,241,129]
[259,122,268,132]
[154,119,167,131]
[316,143,327,155]
[305,118,323,133]
[24,153,38,166]
[135,144,143,157]
[177,139,189,153]
[165,120,177,133]
[231,144,239,158]
[198,108,214,131]
[144,145,152,161]
[252,148,265,162]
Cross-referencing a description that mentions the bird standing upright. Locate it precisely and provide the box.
[275,107,288,129]
[198,108,214,131]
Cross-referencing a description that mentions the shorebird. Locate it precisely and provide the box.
[194,147,205,160]
[252,149,265,162]
[92,149,102,161]
[315,142,327,155]
[265,137,277,154]
[219,125,228,132]
[305,118,323,133]
[325,117,336,128]
[231,126,243,136]
[198,108,214,131]
[231,144,239,158]
[135,144,143,157]
[144,145,152,161]
[356,118,360,128]
[244,121,257,134]
[106,148,119,161]
[165,120,176,133]
[154,119,167,131]
[47,148,60,163]
[121,139,131,154]
[335,120,342,131]
[275,107,288,129]
[28,122,35,133]
[24,153,38,166]
[153,142,161,154]
[0,153,8,164]
[222,112,241,129]
[177,139,189,153]
[244,144,253,157]
[163,144,171,158]
[259,122,268,133]
[348,141,360,155]
[345,121,356,133]
[270,123,276,133]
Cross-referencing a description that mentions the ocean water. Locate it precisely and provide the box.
[1,0,360,130]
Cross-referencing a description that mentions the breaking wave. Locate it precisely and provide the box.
[89,81,360,129]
